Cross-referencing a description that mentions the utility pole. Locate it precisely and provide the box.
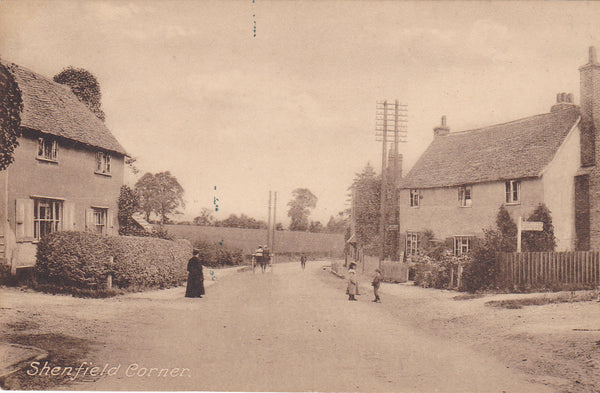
[376,100,408,265]
[267,191,272,248]
[272,191,277,263]
[378,101,388,266]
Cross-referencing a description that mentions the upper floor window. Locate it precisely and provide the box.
[34,198,62,240]
[505,180,521,204]
[37,137,58,162]
[458,185,472,207]
[454,236,473,256]
[406,232,419,256]
[96,152,111,175]
[410,189,420,207]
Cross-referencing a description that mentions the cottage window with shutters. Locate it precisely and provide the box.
[92,207,107,234]
[95,152,111,175]
[33,198,62,240]
[37,137,58,162]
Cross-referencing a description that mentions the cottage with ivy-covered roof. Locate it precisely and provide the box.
[399,48,600,256]
[0,59,127,273]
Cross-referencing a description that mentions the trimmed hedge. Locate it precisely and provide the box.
[108,236,191,288]
[193,240,243,268]
[35,231,192,292]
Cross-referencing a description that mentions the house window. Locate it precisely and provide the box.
[93,208,107,234]
[37,138,58,161]
[458,185,472,207]
[410,189,420,207]
[505,180,521,204]
[34,198,62,240]
[454,236,472,255]
[406,232,419,256]
[96,152,111,174]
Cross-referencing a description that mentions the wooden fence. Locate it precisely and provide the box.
[498,252,600,290]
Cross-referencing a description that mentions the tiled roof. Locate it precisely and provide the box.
[3,61,127,155]
[401,107,580,189]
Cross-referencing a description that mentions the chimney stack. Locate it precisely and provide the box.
[433,115,450,137]
[579,46,600,167]
[551,91,576,112]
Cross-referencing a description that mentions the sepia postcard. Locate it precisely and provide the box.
[0,1,600,392]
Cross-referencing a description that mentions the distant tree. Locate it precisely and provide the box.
[522,204,556,252]
[287,188,318,231]
[54,67,105,121]
[214,213,267,229]
[117,185,146,236]
[325,210,349,234]
[0,63,23,170]
[309,220,324,233]
[134,171,185,224]
[193,207,215,226]
[135,172,159,221]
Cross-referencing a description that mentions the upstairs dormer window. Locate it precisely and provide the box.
[505,180,521,204]
[458,185,472,207]
[37,137,58,162]
[410,189,420,207]
[96,152,111,175]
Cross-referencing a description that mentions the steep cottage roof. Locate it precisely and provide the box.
[401,107,580,189]
[3,61,127,156]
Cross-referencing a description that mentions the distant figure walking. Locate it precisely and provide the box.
[372,268,383,303]
[346,269,359,301]
[300,255,307,270]
[185,249,205,298]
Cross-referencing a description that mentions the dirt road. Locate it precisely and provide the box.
[62,262,551,392]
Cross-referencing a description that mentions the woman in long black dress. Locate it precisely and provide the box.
[185,249,205,298]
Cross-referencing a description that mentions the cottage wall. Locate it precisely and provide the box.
[2,134,124,268]
[541,122,581,251]
[399,178,544,251]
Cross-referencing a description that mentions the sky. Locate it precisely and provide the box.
[1,0,600,225]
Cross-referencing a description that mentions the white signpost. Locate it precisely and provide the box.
[517,216,544,252]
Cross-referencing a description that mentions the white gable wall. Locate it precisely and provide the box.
[541,120,581,251]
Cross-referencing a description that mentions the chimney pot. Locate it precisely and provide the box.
[557,93,562,103]
[591,47,598,64]
[433,115,450,137]
[568,93,574,103]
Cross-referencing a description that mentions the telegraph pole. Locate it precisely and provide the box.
[267,191,272,248]
[272,191,277,262]
[376,100,408,264]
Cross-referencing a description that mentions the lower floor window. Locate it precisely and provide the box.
[454,236,472,255]
[34,198,62,240]
[406,232,419,256]
[93,208,108,234]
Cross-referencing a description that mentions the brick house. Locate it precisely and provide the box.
[399,47,600,256]
[0,60,127,273]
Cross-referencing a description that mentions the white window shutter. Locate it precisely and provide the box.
[107,210,114,235]
[16,199,35,239]
[85,208,94,232]
[63,202,75,230]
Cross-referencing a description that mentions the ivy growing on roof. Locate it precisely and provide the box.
[53,66,106,121]
[0,63,23,171]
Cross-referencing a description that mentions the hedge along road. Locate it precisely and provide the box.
[80,262,551,392]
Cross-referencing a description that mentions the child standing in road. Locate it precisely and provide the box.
[346,269,359,301]
[372,268,383,303]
